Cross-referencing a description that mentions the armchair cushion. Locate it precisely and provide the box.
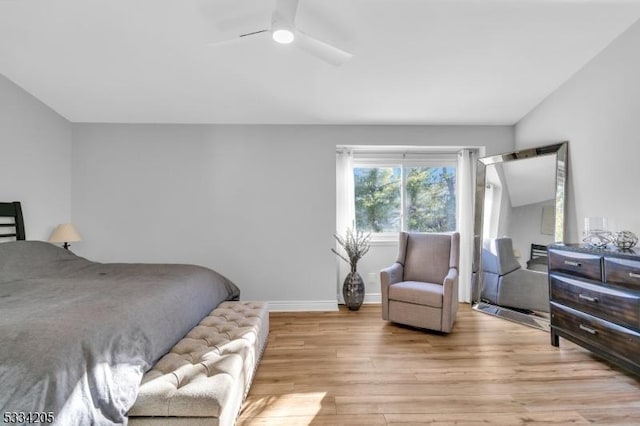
[388,281,443,308]
[403,233,455,284]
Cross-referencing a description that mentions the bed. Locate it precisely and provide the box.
[0,202,241,425]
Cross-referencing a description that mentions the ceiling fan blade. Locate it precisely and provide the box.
[294,30,353,66]
[240,29,269,39]
[274,0,299,25]
[207,29,269,47]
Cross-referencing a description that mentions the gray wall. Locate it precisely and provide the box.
[72,124,513,308]
[507,200,556,268]
[516,19,640,243]
[0,74,72,240]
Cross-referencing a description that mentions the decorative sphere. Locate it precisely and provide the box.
[612,230,638,250]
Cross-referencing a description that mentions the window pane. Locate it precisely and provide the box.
[405,166,457,232]
[354,167,401,233]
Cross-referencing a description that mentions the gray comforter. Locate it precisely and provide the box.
[0,241,240,425]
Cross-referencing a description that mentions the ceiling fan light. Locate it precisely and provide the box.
[272,29,294,44]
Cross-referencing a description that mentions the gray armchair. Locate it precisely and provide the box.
[481,237,549,313]
[381,232,460,333]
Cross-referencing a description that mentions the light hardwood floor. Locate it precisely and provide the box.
[238,304,640,425]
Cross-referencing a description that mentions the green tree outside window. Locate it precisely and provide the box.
[354,167,401,233]
[353,165,456,234]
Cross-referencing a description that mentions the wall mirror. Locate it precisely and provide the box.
[472,142,567,329]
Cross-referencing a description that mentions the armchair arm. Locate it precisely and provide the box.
[443,268,458,287]
[380,262,404,320]
[381,262,403,287]
[441,268,459,333]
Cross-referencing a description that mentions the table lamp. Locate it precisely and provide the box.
[49,223,82,249]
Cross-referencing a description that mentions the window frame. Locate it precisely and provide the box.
[352,155,458,242]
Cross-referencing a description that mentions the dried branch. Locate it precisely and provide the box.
[331,228,372,272]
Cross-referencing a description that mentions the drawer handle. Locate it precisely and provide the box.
[630,272,640,279]
[578,294,598,303]
[564,260,582,267]
[579,324,598,335]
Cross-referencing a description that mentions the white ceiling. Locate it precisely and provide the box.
[501,155,557,207]
[1,0,640,125]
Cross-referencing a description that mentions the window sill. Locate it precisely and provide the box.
[369,237,399,246]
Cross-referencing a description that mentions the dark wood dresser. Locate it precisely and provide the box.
[548,243,640,375]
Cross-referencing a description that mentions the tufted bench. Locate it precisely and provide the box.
[128,301,269,426]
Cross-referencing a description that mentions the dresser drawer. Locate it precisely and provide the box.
[548,249,602,280]
[551,303,640,367]
[550,274,640,330]
[604,257,640,290]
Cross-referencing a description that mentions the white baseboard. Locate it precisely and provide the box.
[268,295,381,312]
[336,293,382,305]
[268,300,339,312]
[364,293,382,304]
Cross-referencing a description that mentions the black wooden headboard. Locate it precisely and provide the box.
[0,202,25,240]
[530,243,548,261]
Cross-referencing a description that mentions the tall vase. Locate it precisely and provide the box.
[343,270,365,311]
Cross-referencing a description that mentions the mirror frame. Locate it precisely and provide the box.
[472,141,568,307]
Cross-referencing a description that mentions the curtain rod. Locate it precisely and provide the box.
[336,145,480,154]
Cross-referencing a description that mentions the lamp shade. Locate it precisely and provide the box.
[49,223,82,244]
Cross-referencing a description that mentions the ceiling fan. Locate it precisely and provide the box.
[210,0,353,66]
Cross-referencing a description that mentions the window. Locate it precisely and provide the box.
[404,165,457,232]
[352,155,457,237]
[354,166,401,233]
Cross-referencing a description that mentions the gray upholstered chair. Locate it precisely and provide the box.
[480,237,549,312]
[381,232,460,333]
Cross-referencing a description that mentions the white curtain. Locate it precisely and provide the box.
[335,149,355,298]
[336,149,354,235]
[457,149,477,303]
